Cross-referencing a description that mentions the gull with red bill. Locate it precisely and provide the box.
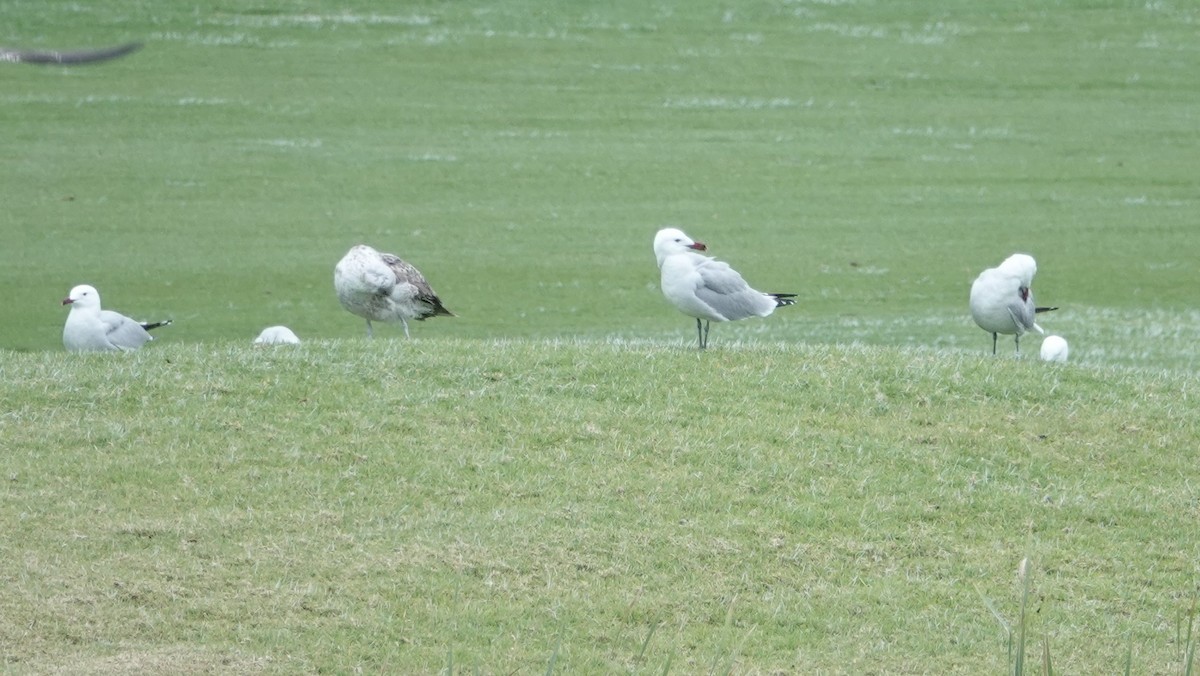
[653,227,796,349]
[61,284,172,352]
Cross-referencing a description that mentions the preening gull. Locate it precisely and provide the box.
[254,326,301,345]
[61,284,171,352]
[969,253,1058,355]
[334,244,454,338]
[1040,335,1069,363]
[653,227,796,349]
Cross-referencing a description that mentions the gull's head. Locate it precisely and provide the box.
[346,244,380,260]
[998,253,1037,286]
[62,284,101,310]
[653,228,707,262]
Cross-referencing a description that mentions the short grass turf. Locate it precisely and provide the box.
[2,340,1199,672]
[2,0,1200,672]
[2,0,1199,368]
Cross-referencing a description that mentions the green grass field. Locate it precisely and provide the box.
[4,0,1199,366]
[2,0,1199,672]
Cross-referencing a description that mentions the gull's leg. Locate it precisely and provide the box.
[401,318,411,339]
[695,318,704,350]
[991,332,998,355]
[366,320,374,338]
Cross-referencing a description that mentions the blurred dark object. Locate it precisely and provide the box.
[1,42,142,65]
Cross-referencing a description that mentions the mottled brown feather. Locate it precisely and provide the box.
[379,253,454,320]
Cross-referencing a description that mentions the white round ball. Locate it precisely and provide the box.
[1040,335,1068,363]
[254,325,301,345]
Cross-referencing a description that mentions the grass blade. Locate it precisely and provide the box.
[631,622,662,673]
[1184,591,1197,676]
[1124,629,1134,676]
[1015,558,1032,676]
[978,585,1014,668]
[545,628,563,676]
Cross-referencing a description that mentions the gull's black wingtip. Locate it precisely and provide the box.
[770,293,798,307]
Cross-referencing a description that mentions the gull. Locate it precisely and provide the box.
[653,227,796,349]
[61,284,171,352]
[254,326,301,345]
[334,244,454,338]
[1,42,142,65]
[1040,335,1069,363]
[969,253,1058,355]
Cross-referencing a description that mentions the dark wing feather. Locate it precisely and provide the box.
[380,253,454,319]
[2,42,142,65]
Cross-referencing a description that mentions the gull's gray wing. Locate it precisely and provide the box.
[693,259,774,321]
[99,310,152,350]
[1006,291,1038,334]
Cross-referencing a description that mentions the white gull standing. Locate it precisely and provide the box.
[61,284,172,352]
[653,227,796,349]
[334,244,454,338]
[969,253,1058,355]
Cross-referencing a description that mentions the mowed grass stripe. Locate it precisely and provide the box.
[1,0,1198,367]
[1,339,1197,671]
[3,0,1200,671]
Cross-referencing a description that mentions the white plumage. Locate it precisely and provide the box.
[334,244,454,338]
[969,253,1056,355]
[653,228,796,349]
[61,284,171,352]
